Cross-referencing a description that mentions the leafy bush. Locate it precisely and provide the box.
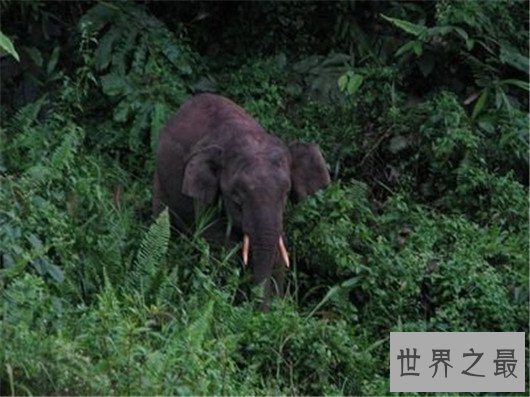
[79,2,199,153]
[382,0,529,114]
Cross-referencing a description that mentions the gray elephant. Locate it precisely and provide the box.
[153,93,330,309]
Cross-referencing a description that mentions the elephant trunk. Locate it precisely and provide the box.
[240,205,289,310]
[243,224,288,310]
[250,231,278,282]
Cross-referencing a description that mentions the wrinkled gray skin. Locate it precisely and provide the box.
[153,93,330,310]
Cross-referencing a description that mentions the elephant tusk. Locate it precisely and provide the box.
[242,234,250,266]
[279,237,290,268]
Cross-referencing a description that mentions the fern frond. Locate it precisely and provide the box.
[6,96,46,136]
[186,301,214,350]
[128,208,170,298]
[50,124,84,171]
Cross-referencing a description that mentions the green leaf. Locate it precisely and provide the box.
[381,14,427,37]
[79,3,116,34]
[477,120,495,134]
[46,46,60,75]
[395,40,422,57]
[452,26,469,41]
[418,52,435,76]
[475,39,495,55]
[46,263,65,283]
[337,74,348,92]
[113,99,131,123]
[341,276,362,289]
[23,46,43,67]
[129,107,150,151]
[430,25,453,36]
[308,285,340,317]
[338,71,364,95]
[501,79,530,92]
[100,73,125,96]
[389,135,409,153]
[95,28,120,71]
[0,31,19,61]
[465,38,475,51]
[494,87,503,109]
[499,44,529,74]
[27,234,43,250]
[346,73,364,95]
[498,89,513,114]
[412,41,423,57]
[150,103,169,152]
[307,277,361,318]
[472,89,488,119]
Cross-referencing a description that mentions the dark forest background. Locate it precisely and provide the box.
[1,1,528,395]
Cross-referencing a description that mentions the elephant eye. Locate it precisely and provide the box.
[233,201,243,213]
[232,192,243,208]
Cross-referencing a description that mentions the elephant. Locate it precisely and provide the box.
[152,93,330,310]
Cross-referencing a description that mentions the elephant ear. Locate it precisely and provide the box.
[182,146,222,205]
[289,143,331,202]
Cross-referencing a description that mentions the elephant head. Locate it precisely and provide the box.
[181,133,330,308]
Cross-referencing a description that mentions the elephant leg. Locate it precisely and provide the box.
[153,169,191,232]
[155,140,196,232]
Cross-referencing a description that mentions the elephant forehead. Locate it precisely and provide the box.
[233,146,290,167]
[240,166,290,191]
[241,154,288,173]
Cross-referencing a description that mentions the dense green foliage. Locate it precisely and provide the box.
[1,1,528,395]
